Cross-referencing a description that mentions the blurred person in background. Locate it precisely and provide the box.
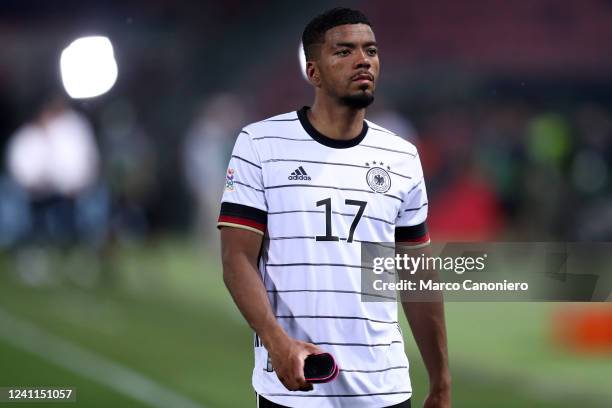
[570,103,612,240]
[218,8,449,408]
[4,95,107,285]
[100,98,157,242]
[183,93,246,249]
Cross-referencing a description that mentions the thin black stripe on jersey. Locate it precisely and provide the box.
[233,180,264,193]
[267,236,395,248]
[275,315,397,324]
[340,365,408,373]
[218,106,429,408]
[263,391,411,398]
[267,289,396,300]
[231,154,262,169]
[252,136,313,142]
[368,126,398,136]
[263,117,299,122]
[268,209,395,225]
[262,158,412,179]
[360,144,417,157]
[264,183,403,202]
[254,135,417,157]
[404,202,428,212]
[313,341,403,347]
[266,262,371,270]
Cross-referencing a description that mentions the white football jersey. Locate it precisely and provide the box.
[218,107,429,408]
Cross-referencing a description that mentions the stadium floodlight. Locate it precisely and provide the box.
[60,36,118,99]
[298,41,307,81]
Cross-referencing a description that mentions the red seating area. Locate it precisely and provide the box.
[363,0,612,76]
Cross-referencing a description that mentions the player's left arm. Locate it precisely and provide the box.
[399,244,451,408]
[395,151,450,407]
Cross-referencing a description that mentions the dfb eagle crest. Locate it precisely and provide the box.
[366,166,391,193]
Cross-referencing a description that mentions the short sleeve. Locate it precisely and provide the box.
[217,130,267,235]
[395,154,430,247]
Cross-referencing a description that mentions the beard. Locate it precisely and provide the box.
[340,91,374,109]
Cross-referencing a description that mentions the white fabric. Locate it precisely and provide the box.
[220,110,428,408]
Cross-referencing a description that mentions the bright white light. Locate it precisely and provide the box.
[298,41,308,81]
[60,36,118,99]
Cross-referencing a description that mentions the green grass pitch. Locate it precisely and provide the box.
[0,240,609,407]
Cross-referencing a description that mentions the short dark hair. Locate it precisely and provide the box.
[302,7,372,61]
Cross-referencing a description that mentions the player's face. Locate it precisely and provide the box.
[311,23,379,108]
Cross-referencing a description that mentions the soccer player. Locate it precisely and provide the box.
[218,7,450,408]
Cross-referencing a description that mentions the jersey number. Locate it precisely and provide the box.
[315,198,367,243]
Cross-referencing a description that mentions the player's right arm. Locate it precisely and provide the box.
[220,227,321,391]
[219,128,322,391]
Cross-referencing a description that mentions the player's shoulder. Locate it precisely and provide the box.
[365,119,418,157]
[242,110,299,135]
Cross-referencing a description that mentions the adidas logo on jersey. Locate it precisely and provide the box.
[288,166,311,180]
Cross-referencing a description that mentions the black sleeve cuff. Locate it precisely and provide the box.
[218,202,267,234]
[395,222,430,245]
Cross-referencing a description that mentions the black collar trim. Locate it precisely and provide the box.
[297,106,368,149]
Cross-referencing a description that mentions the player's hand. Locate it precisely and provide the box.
[268,335,324,392]
[423,386,451,408]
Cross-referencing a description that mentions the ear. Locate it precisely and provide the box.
[306,61,320,87]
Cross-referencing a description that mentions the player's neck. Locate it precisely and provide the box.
[308,100,366,141]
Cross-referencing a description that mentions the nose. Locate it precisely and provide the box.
[355,49,371,69]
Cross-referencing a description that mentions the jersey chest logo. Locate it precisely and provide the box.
[365,161,391,193]
[288,166,311,181]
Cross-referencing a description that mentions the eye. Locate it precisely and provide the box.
[367,47,378,56]
[335,49,350,56]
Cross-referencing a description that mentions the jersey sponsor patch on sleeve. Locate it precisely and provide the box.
[225,167,235,192]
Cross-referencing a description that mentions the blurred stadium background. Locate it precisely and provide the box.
[0,0,611,407]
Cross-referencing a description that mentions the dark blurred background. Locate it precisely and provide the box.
[2,0,612,247]
[0,1,611,407]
